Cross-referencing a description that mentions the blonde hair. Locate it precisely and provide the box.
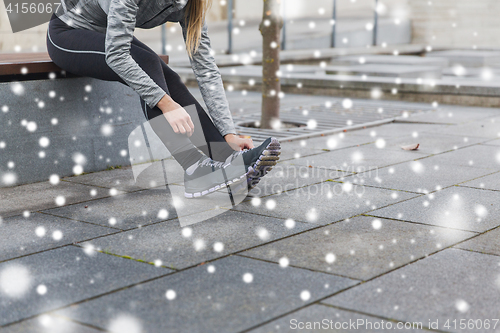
[184,0,212,58]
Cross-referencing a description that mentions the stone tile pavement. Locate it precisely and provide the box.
[1,99,500,332]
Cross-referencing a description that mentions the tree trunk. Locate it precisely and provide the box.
[259,0,282,129]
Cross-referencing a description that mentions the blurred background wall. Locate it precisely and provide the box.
[1,0,500,53]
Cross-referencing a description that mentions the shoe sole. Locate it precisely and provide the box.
[184,137,281,198]
[246,137,281,191]
[184,172,247,198]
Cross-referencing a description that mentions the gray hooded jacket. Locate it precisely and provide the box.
[55,0,236,136]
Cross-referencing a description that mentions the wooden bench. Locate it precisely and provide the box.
[0,52,169,78]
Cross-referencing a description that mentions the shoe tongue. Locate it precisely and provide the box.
[185,161,200,175]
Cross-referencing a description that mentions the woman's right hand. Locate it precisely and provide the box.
[157,95,194,137]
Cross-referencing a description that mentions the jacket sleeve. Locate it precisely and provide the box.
[179,16,236,137]
[105,0,167,109]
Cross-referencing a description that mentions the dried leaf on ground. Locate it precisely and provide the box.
[401,143,420,150]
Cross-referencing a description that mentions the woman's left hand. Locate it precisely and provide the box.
[225,134,254,151]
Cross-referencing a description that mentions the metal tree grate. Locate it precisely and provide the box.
[233,99,432,142]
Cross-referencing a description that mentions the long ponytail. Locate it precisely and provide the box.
[184,0,212,58]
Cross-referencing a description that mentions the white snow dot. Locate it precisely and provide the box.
[455,299,470,313]
[26,121,37,132]
[307,119,317,129]
[55,196,66,206]
[36,284,47,295]
[2,172,17,186]
[52,230,63,241]
[279,257,289,268]
[35,226,46,237]
[193,239,205,251]
[207,265,216,273]
[265,199,276,210]
[251,197,261,207]
[83,244,96,256]
[39,137,50,148]
[325,253,336,264]
[108,315,142,333]
[285,219,295,229]
[11,82,25,96]
[300,290,311,301]
[342,99,353,109]
[375,138,386,149]
[213,242,224,252]
[165,289,176,300]
[182,227,192,238]
[342,182,353,193]
[0,264,32,298]
[372,219,382,230]
[101,124,113,136]
[243,273,253,283]
[474,204,487,218]
[157,209,169,219]
[256,227,270,241]
[73,165,84,175]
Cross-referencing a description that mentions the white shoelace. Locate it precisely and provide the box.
[200,158,224,169]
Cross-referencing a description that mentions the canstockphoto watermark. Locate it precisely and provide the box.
[290,318,423,330]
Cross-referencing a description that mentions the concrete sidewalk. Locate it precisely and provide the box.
[1,93,500,332]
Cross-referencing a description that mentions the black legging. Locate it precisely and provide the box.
[46,13,235,169]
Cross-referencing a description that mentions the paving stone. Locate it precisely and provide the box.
[286,146,428,174]
[484,138,500,146]
[370,186,500,232]
[41,187,185,230]
[435,117,500,139]
[242,216,474,280]
[0,181,125,219]
[63,159,184,192]
[324,64,442,79]
[426,145,500,170]
[232,182,417,225]
[346,122,449,138]
[0,315,101,333]
[250,304,425,333]
[332,54,449,68]
[455,227,500,256]
[279,133,375,162]
[54,255,357,333]
[0,246,170,326]
[403,107,500,125]
[324,249,500,332]
[249,163,351,197]
[80,210,314,270]
[460,172,500,191]
[368,132,486,155]
[350,156,495,194]
[426,50,500,67]
[0,213,116,262]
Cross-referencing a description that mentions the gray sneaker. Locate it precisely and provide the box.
[184,156,248,198]
[223,137,281,192]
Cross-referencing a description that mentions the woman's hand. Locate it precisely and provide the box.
[157,94,194,137]
[225,134,254,151]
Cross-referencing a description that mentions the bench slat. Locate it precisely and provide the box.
[0,52,169,76]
